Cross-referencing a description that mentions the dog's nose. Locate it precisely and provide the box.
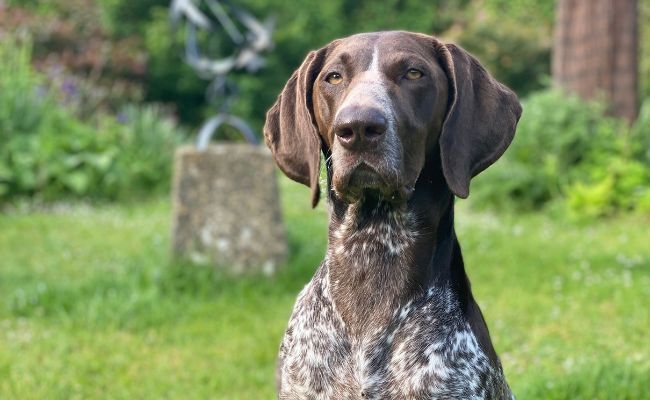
[333,106,387,150]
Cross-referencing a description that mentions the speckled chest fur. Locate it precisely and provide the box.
[277,209,512,400]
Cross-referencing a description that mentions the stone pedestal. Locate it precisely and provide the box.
[171,143,287,274]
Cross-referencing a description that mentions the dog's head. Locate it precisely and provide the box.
[264,31,522,207]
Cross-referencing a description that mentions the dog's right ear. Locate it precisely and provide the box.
[436,43,522,199]
[264,48,328,208]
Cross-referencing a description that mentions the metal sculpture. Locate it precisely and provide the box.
[170,0,275,147]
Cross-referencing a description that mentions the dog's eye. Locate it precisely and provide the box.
[326,72,343,85]
[405,69,423,80]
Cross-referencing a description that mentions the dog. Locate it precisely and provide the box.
[264,31,521,399]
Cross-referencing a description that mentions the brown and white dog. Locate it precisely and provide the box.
[264,31,521,399]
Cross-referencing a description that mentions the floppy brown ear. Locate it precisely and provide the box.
[263,48,328,208]
[438,44,522,199]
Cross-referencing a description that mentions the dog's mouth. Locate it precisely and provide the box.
[333,163,414,205]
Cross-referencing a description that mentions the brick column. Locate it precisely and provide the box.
[553,0,638,122]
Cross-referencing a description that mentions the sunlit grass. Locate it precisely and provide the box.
[454,201,650,398]
[0,177,648,399]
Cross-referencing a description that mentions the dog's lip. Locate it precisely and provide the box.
[334,163,413,204]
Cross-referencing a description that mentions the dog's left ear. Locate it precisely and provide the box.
[437,43,522,199]
[264,47,328,208]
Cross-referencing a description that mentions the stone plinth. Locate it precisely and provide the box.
[171,143,287,274]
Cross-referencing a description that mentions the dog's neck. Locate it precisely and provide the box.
[324,155,499,362]
[325,156,464,337]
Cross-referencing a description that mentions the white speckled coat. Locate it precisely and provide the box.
[278,215,512,399]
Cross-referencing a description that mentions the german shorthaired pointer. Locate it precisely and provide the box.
[264,31,522,399]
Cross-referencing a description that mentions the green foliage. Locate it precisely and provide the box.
[483,0,556,22]
[0,35,47,141]
[0,35,184,203]
[641,0,650,100]
[472,90,650,217]
[99,0,168,38]
[108,104,186,199]
[566,156,650,218]
[450,5,552,96]
[0,34,58,198]
[631,99,650,165]
[4,0,648,215]
[142,7,208,125]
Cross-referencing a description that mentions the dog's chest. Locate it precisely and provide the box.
[278,271,508,399]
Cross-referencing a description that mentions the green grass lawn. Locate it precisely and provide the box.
[1,177,649,399]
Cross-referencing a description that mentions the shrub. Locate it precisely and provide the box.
[0,34,48,142]
[0,35,185,203]
[631,99,650,166]
[471,89,650,217]
[107,104,185,199]
[450,2,553,97]
[0,33,55,198]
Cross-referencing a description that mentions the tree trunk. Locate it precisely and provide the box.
[553,0,639,122]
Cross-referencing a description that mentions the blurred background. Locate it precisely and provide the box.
[0,0,649,212]
[0,0,649,399]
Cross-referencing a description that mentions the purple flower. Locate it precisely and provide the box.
[61,78,77,99]
[117,111,128,124]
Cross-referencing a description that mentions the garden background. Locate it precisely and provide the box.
[1,0,649,398]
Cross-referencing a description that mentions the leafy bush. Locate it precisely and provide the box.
[0,35,185,203]
[108,104,185,199]
[632,99,650,166]
[641,0,650,100]
[0,33,55,198]
[449,2,553,97]
[0,34,48,142]
[471,90,650,217]
[142,6,208,125]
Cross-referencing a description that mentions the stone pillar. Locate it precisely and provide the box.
[171,143,287,275]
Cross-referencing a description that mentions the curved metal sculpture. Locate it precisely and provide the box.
[170,0,274,147]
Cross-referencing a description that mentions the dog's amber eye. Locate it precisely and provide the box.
[326,72,343,85]
[405,69,423,80]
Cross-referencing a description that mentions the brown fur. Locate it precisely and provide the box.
[264,31,521,399]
